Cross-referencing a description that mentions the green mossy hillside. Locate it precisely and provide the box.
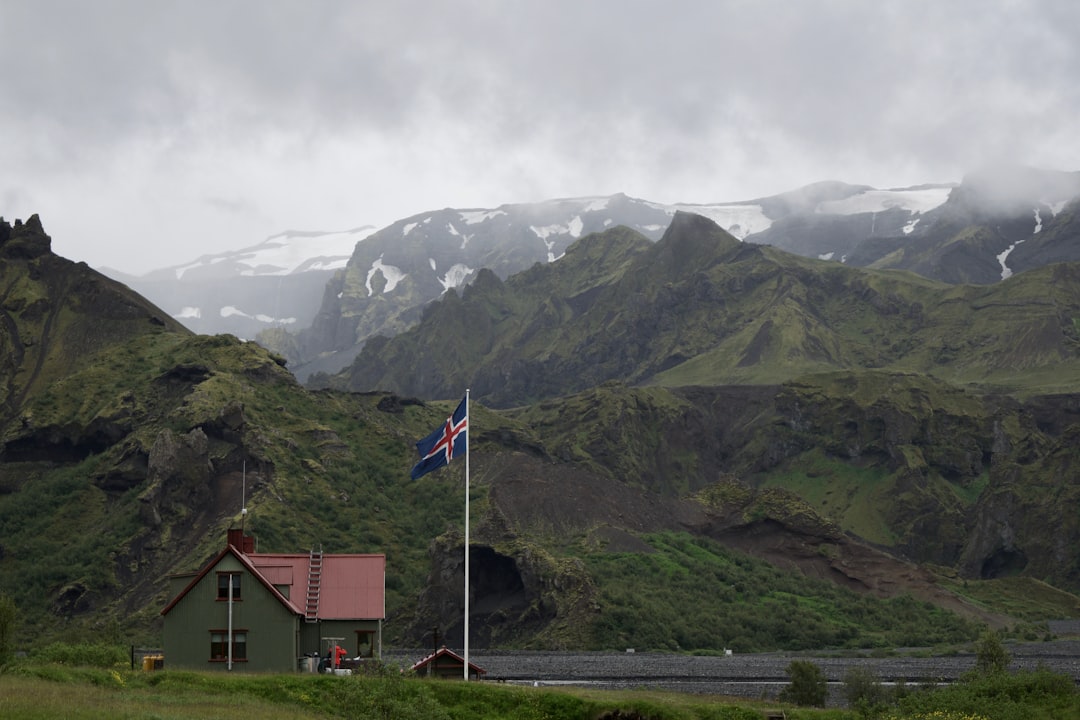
[4,215,1080,656]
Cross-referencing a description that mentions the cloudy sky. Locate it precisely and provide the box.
[2,1,1078,274]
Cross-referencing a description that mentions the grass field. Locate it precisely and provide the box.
[0,667,808,720]
[2,643,1078,720]
[0,672,327,720]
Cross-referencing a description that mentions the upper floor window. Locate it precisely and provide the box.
[217,572,241,600]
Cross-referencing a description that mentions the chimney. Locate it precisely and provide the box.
[227,528,254,554]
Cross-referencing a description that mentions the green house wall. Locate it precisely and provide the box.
[163,555,300,672]
[298,619,382,662]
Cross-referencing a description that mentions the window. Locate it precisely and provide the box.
[210,630,247,661]
[355,630,375,658]
[233,632,247,660]
[210,632,226,660]
[217,572,241,600]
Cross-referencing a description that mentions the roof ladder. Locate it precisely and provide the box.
[304,546,323,623]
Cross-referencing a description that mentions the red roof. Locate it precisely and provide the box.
[248,553,385,620]
[162,543,385,620]
[411,646,487,675]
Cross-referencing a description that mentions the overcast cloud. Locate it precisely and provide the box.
[2,0,1078,273]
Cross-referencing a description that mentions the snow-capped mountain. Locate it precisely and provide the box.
[101,226,376,340]
[287,184,963,380]
[104,165,1080,380]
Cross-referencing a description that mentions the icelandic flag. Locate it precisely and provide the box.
[410,395,468,480]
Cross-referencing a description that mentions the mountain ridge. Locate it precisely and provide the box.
[6,180,1080,652]
[94,167,1077,384]
[329,210,1080,407]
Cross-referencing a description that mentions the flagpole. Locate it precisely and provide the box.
[464,388,470,681]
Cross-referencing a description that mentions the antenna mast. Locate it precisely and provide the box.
[241,461,248,532]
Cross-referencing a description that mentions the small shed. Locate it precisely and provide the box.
[411,646,487,680]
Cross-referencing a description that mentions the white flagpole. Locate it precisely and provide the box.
[464,388,470,681]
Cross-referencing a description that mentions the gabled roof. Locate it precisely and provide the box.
[161,546,386,620]
[410,646,487,675]
[161,545,298,616]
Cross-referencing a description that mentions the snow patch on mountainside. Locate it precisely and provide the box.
[673,204,772,239]
[531,217,585,261]
[170,227,374,280]
[439,263,473,292]
[815,187,951,216]
[641,201,772,239]
[530,216,585,240]
[460,209,507,225]
[220,306,297,324]
[997,239,1027,280]
[367,256,406,296]
[445,222,472,249]
[999,206,1049,280]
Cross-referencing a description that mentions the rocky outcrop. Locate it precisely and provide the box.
[0,215,51,260]
[404,526,598,650]
[139,428,214,527]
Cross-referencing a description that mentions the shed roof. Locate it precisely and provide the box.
[410,646,487,675]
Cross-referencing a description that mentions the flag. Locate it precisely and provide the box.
[410,395,467,480]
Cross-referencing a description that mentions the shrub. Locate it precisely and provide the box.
[896,667,1078,720]
[843,665,893,716]
[30,642,127,668]
[779,659,828,707]
[973,628,1009,675]
[0,592,16,666]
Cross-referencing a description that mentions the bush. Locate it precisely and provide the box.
[843,665,893,716]
[779,659,828,707]
[30,642,127,668]
[0,592,16,666]
[973,628,1009,675]
[896,667,1079,720]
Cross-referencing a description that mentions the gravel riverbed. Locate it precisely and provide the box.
[384,641,1080,705]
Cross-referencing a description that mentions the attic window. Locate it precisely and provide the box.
[217,572,242,600]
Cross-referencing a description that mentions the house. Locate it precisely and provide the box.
[410,646,487,680]
[161,528,385,672]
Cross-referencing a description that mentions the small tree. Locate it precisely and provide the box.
[843,665,891,717]
[0,592,16,666]
[779,659,828,707]
[974,628,1010,674]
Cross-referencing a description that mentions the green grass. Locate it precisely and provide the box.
[3,659,1077,720]
[0,664,813,720]
[940,577,1080,625]
[759,449,897,546]
[583,532,977,653]
[0,673,327,720]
